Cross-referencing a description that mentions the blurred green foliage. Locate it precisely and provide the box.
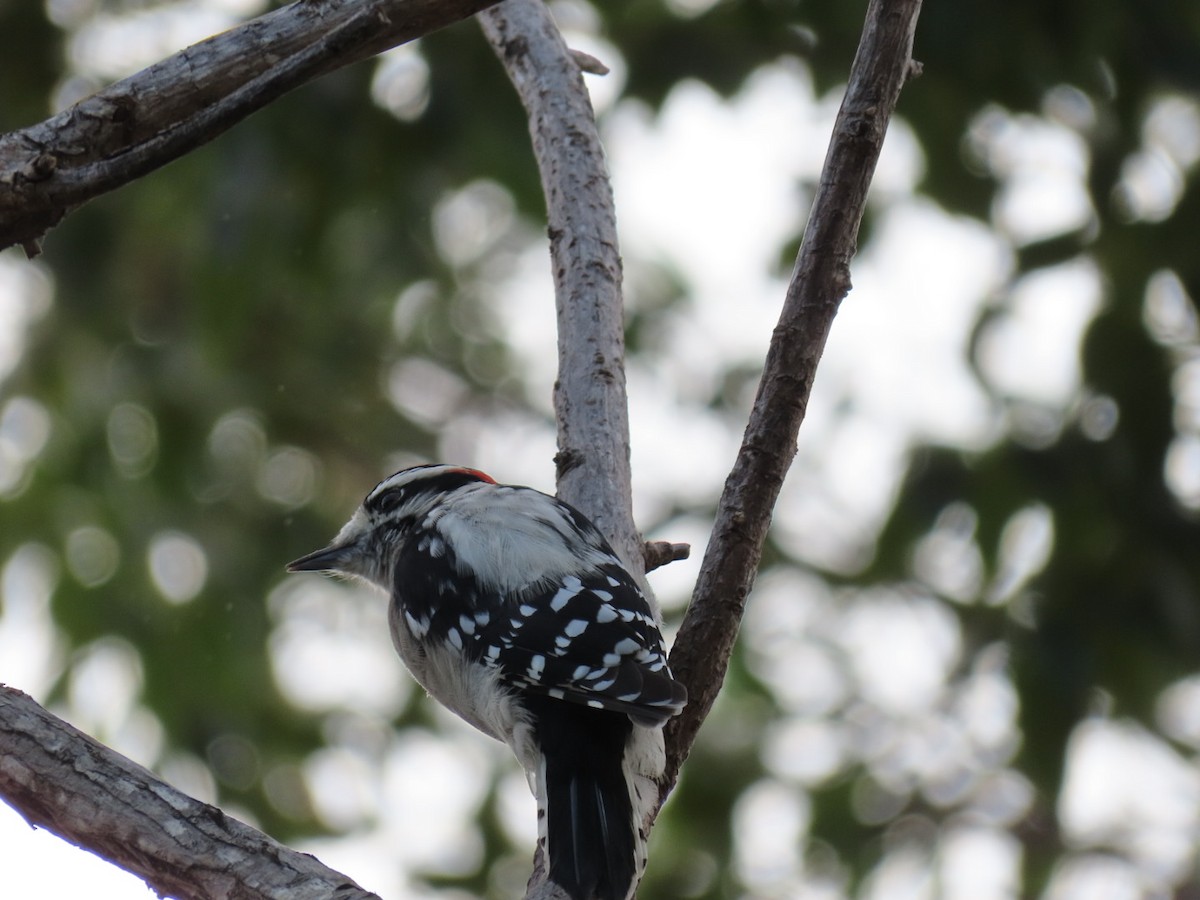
[2,0,1200,897]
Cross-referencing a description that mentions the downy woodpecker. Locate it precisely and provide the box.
[288,464,686,900]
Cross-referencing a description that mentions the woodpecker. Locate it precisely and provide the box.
[288,464,686,900]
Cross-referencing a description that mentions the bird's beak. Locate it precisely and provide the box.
[286,543,355,573]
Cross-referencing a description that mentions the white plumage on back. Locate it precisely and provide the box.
[428,483,617,594]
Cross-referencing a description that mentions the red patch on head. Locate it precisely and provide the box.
[455,467,497,484]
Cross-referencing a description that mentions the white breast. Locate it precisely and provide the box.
[387,597,533,760]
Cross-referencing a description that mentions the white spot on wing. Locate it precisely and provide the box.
[564,618,589,637]
[527,654,546,680]
[405,610,429,638]
[550,578,583,611]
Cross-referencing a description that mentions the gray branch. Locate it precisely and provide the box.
[662,0,924,789]
[0,0,505,256]
[478,0,643,576]
[0,685,380,900]
[478,6,642,897]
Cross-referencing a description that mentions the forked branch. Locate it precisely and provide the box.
[478,0,923,894]
[0,1,923,898]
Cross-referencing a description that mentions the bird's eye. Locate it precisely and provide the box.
[368,487,407,514]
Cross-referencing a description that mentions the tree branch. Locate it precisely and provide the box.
[0,0,505,256]
[661,0,924,789]
[477,0,642,574]
[0,0,921,895]
[479,5,657,898]
[0,685,380,900]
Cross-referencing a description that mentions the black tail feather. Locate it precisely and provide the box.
[527,696,636,900]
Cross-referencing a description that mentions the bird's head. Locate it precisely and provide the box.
[286,464,497,589]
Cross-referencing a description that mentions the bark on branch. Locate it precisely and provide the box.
[662,0,924,788]
[0,0,505,256]
[478,4,643,896]
[478,0,641,574]
[0,685,379,900]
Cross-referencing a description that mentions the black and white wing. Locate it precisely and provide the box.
[390,505,686,727]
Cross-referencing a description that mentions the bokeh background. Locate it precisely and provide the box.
[2,0,1200,897]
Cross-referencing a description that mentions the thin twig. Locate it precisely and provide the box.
[644,541,692,573]
[661,0,924,790]
[0,685,380,900]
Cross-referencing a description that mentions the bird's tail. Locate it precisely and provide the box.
[527,696,649,900]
